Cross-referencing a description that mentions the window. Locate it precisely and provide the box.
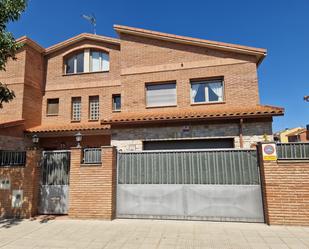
[191,79,223,103]
[65,52,84,74]
[65,49,109,75]
[71,97,81,121]
[47,98,59,115]
[146,83,177,107]
[89,96,100,120]
[90,51,109,72]
[112,95,121,111]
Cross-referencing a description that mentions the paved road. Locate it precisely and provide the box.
[0,218,309,249]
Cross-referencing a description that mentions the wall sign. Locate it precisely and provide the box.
[0,178,10,190]
[12,190,23,208]
[262,143,277,161]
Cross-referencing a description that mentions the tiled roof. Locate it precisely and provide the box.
[101,105,284,125]
[0,119,25,128]
[26,123,110,133]
[286,128,307,137]
[114,25,267,64]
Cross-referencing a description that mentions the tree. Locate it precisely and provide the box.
[0,0,27,108]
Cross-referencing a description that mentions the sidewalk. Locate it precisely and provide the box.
[0,217,309,249]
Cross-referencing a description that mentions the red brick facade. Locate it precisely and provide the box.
[260,159,309,225]
[69,146,117,219]
[0,149,40,218]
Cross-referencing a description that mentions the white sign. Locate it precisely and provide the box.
[0,178,10,190]
[12,190,23,208]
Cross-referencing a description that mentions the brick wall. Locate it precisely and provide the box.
[68,146,117,219]
[120,33,260,112]
[259,146,309,225]
[0,149,40,218]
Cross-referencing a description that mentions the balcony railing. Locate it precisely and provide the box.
[277,143,309,160]
[0,150,26,166]
[83,148,101,164]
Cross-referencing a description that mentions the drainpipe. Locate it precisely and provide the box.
[239,118,244,148]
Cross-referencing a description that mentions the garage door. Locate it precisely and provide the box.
[143,138,234,150]
[116,149,264,222]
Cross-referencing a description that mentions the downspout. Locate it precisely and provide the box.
[239,118,244,148]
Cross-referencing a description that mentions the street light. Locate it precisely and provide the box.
[74,132,82,148]
[32,134,39,148]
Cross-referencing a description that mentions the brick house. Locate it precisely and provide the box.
[0,25,283,151]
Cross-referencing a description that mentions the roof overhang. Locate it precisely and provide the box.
[114,25,267,66]
[0,119,25,129]
[101,105,284,126]
[25,123,111,136]
[16,37,45,53]
[45,33,120,55]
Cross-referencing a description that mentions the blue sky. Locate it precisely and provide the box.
[7,0,309,132]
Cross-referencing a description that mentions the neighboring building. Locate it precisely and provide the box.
[274,127,303,143]
[286,126,309,142]
[0,25,284,151]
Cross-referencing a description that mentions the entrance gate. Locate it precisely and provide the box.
[117,149,264,222]
[39,150,70,214]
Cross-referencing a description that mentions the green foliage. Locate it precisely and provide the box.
[0,0,27,108]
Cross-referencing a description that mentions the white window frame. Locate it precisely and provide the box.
[65,49,110,75]
[90,51,109,72]
[190,79,224,104]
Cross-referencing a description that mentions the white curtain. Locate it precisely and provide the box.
[191,84,200,102]
[102,53,110,71]
[91,52,100,72]
[209,82,223,101]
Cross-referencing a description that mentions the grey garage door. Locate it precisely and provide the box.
[116,149,264,222]
[143,139,234,150]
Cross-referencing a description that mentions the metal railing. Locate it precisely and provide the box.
[118,149,259,185]
[83,148,101,164]
[277,143,309,160]
[0,150,26,166]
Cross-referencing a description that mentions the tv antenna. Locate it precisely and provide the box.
[82,14,96,34]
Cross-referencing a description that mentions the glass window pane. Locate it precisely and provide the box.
[102,53,109,71]
[191,83,206,103]
[91,52,101,72]
[208,82,223,102]
[76,53,84,73]
[146,83,176,107]
[71,97,81,121]
[65,57,74,74]
[113,95,121,110]
[47,99,59,115]
[191,80,223,103]
[89,96,100,120]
